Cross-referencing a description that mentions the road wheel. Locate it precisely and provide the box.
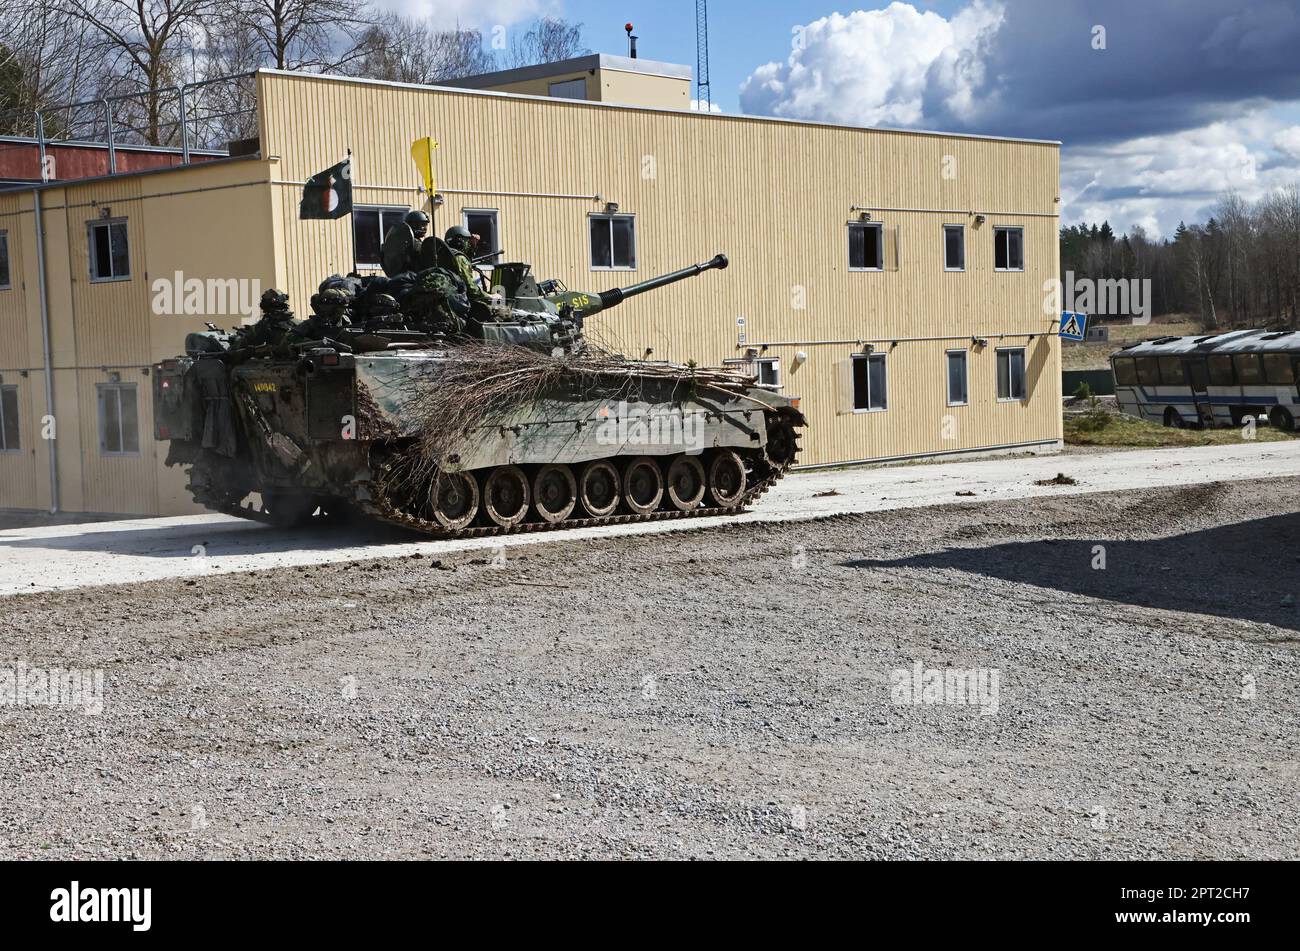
[260,491,317,529]
[578,461,620,517]
[622,456,664,516]
[1270,406,1295,431]
[708,450,748,508]
[1163,407,1184,429]
[482,465,530,528]
[532,464,578,523]
[429,471,479,530]
[665,455,707,511]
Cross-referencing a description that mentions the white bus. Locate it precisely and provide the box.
[1110,329,1300,430]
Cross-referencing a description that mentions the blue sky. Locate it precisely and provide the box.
[383,0,1300,240]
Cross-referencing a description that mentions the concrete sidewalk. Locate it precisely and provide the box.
[2,440,1297,596]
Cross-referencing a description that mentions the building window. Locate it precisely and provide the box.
[97,383,140,455]
[757,357,781,389]
[0,231,10,289]
[549,78,587,100]
[848,222,883,271]
[0,385,18,452]
[590,214,636,270]
[852,353,887,411]
[943,224,965,271]
[89,219,130,281]
[993,226,1024,271]
[996,348,1027,401]
[946,350,968,405]
[463,209,500,263]
[354,206,408,268]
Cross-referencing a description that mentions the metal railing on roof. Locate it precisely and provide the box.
[0,72,258,180]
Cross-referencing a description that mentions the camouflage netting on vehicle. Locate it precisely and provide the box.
[390,341,761,489]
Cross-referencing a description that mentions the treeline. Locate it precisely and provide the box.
[0,1,588,147]
[1062,186,1300,328]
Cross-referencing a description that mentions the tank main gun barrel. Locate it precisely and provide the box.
[597,254,728,310]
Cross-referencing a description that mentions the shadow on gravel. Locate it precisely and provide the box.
[844,513,1300,635]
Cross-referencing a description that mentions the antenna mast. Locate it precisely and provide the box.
[695,0,711,111]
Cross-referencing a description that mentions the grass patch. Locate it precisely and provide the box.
[1065,411,1295,448]
[1061,317,1203,370]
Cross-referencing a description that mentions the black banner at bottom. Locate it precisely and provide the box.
[0,860,1284,938]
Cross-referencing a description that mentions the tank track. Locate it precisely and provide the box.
[354,447,793,539]
[197,422,802,538]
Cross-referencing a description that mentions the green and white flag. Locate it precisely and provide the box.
[299,158,353,220]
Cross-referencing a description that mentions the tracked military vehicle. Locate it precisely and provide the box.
[153,244,804,536]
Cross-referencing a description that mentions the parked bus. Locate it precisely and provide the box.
[1110,329,1300,430]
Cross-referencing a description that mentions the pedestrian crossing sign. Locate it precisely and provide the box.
[1060,311,1087,340]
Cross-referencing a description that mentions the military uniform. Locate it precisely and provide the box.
[234,289,297,353]
[444,226,492,304]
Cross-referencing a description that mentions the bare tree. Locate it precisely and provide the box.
[224,0,374,73]
[507,17,587,68]
[58,0,219,144]
[0,4,107,138]
[352,13,495,85]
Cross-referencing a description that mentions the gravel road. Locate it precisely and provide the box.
[2,477,1298,859]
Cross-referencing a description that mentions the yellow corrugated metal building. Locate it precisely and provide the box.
[0,58,1061,517]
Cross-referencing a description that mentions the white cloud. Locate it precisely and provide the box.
[372,0,552,31]
[1275,125,1300,161]
[690,100,722,113]
[1062,114,1300,237]
[738,2,1005,129]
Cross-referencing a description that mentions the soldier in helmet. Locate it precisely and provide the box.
[296,287,353,341]
[234,288,297,353]
[444,225,492,304]
[405,210,429,241]
[380,209,430,276]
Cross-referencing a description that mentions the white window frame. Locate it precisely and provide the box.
[462,208,501,259]
[993,226,1025,272]
[88,218,130,282]
[97,382,140,456]
[0,384,19,452]
[851,352,887,412]
[756,357,781,390]
[353,204,409,268]
[945,349,969,406]
[943,224,965,272]
[588,213,637,271]
[848,222,884,272]
[996,347,1028,402]
[0,230,11,289]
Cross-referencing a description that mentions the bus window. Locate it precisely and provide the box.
[1263,353,1297,385]
[1158,357,1185,384]
[1136,357,1161,386]
[1187,359,1209,389]
[1112,357,1138,386]
[1234,353,1263,385]
[1208,355,1235,385]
